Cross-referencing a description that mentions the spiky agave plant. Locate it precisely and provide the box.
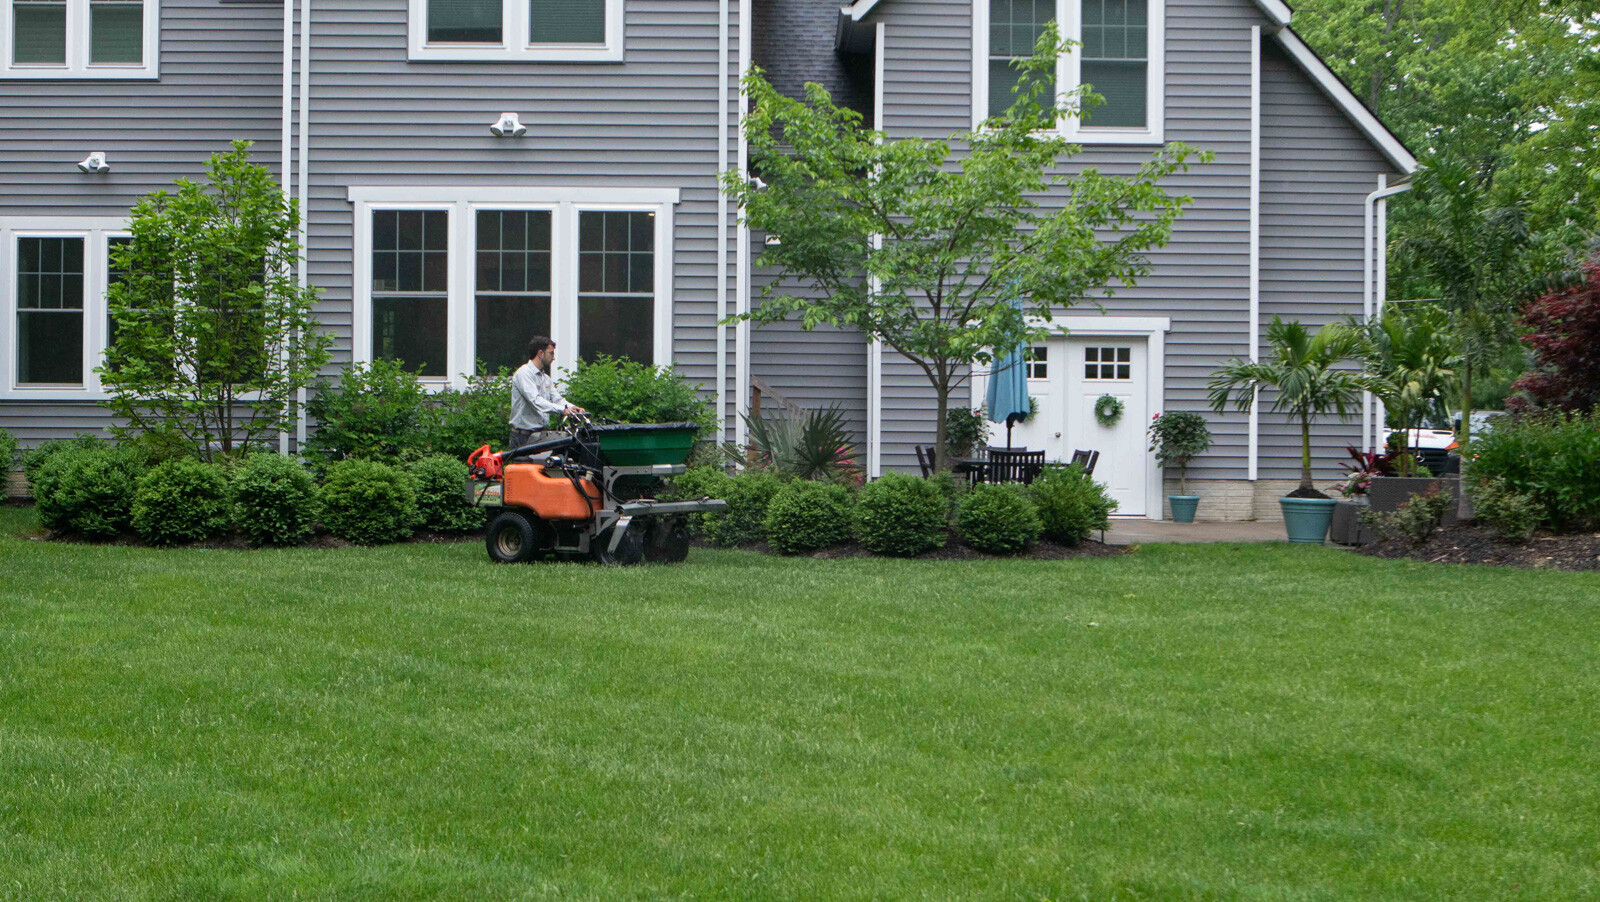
[731,404,861,483]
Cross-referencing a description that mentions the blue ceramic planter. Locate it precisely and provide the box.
[1279,497,1336,543]
[1168,495,1200,523]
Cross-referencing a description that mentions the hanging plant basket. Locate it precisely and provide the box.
[1094,394,1124,427]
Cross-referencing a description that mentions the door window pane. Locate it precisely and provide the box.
[429,0,502,43]
[475,210,552,373]
[16,237,84,384]
[90,0,143,64]
[1084,345,1132,381]
[13,0,67,64]
[1079,0,1147,128]
[530,0,605,43]
[1024,345,1048,379]
[577,210,653,363]
[372,210,450,376]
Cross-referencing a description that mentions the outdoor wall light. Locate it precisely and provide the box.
[77,152,110,173]
[489,113,527,137]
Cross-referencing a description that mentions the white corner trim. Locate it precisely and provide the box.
[717,0,730,444]
[1248,24,1260,482]
[867,20,887,479]
[0,0,160,79]
[840,0,881,22]
[406,0,624,62]
[1270,29,1417,174]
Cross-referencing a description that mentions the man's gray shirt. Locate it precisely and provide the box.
[510,362,567,430]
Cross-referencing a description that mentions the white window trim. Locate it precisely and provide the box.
[407,0,623,62]
[1,0,159,79]
[348,186,679,389]
[0,217,129,400]
[971,0,1164,144]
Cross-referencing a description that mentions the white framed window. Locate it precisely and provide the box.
[408,0,623,62]
[1024,345,1048,380]
[972,0,1164,144]
[2,0,158,78]
[0,217,130,399]
[348,186,679,388]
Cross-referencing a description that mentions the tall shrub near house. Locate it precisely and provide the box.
[306,358,432,463]
[722,23,1205,471]
[100,140,331,460]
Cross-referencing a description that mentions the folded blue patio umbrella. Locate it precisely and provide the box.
[985,338,1031,451]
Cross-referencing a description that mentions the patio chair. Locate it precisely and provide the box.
[987,448,1046,485]
[914,445,934,478]
[1070,449,1100,476]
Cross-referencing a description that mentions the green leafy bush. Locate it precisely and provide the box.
[927,470,970,520]
[1029,464,1116,546]
[667,465,734,536]
[763,480,854,554]
[33,443,147,538]
[426,369,513,459]
[410,454,483,533]
[131,459,233,545]
[702,470,785,547]
[1471,412,1600,532]
[232,453,320,546]
[1362,487,1452,545]
[561,356,715,434]
[306,359,432,464]
[0,428,16,476]
[944,407,987,460]
[318,459,418,545]
[854,472,947,557]
[1472,478,1546,543]
[956,483,1043,554]
[21,434,103,489]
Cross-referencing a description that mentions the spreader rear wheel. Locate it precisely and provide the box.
[486,511,538,563]
[644,518,691,564]
[592,524,645,566]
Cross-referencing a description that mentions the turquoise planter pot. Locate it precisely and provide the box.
[1168,495,1200,523]
[1279,497,1336,544]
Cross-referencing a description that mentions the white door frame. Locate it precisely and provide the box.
[972,314,1171,520]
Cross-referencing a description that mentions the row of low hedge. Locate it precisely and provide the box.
[22,438,483,546]
[671,465,1116,558]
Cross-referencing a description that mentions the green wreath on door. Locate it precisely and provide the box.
[1094,394,1125,428]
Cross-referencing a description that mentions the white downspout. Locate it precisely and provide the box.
[295,0,312,453]
[715,0,730,444]
[735,0,751,447]
[279,0,295,455]
[1362,177,1410,450]
[867,20,885,478]
[1247,24,1260,482]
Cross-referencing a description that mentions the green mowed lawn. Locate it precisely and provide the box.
[1,505,1596,900]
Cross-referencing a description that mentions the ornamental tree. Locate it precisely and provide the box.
[1510,256,1600,413]
[100,141,330,460]
[721,24,1205,470]
[1146,410,1212,495]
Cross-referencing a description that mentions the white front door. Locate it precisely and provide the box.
[1064,338,1149,516]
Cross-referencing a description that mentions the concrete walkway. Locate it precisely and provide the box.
[1102,518,1289,545]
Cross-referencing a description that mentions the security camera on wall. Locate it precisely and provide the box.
[77,152,110,173]
[489,113,526,138]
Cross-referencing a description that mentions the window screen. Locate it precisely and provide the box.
[13,0,67,64]
[372,210,450,376]
[987,0,1052,118]
[1080,0,1147,127]
[530,0,604,43]
[577,210,653,364]
[16,237,84,384]
[90,0,143,64]
[475,209,552,374]
[428,0,501,43]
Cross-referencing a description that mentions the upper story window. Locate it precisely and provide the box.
[3,0,158,78]
[410,0,623,62]
[973,0,1164,144]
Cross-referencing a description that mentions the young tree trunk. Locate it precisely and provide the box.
[1299,413,1314,491]
[932,383,951,473]
[1458,353,1474,457]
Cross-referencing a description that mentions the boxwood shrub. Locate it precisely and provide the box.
[318,459,418,545]
[854,472,947,557]
[763,480,854,554]
[1029,464,1117,546]
[22,435,104,490]
[33,443,146,539]
[410,454,484,533]
[233,453,320,546]
[702,470,785,547]
[956,483,1042,555]
[131,459,233,546]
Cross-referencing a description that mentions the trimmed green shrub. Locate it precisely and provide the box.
[410,454,483,533]
[425,369,513,459]
[0,428,16,476]
[702,470,785,547]
[561,356,715,435]
[233,453,320,546]
[1029,464,1116,546]
[318,459,418,545]
[667,465,734,537]
[131,459,233,545]
[1471,411,1600,532]
[763,480,854,554]
[854,472,947,557]
[926,470,970,520]
[33,443,146,538]
[1472,478,1546,543]
[1362,487,1452,545]
[21,434,103,489]
[956,483,1043,555]
[306,359,432,464]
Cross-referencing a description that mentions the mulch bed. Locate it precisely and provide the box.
[1359,525,1600,572]
[707,535,1128,561]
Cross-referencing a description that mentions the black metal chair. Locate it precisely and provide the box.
[987,448,1046,485]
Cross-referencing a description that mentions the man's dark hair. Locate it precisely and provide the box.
[526,335,554,359]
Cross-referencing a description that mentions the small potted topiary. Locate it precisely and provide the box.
[1146,410,1211,523]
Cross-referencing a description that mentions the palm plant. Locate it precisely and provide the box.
[1208,317,1377,496]
[731,404,860,483]
[1353,304,1459,476]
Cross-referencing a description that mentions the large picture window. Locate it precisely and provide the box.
[3,0,157,78]
[973,0,1163,142]
[352,188,676,388]
[411,0,621,61]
